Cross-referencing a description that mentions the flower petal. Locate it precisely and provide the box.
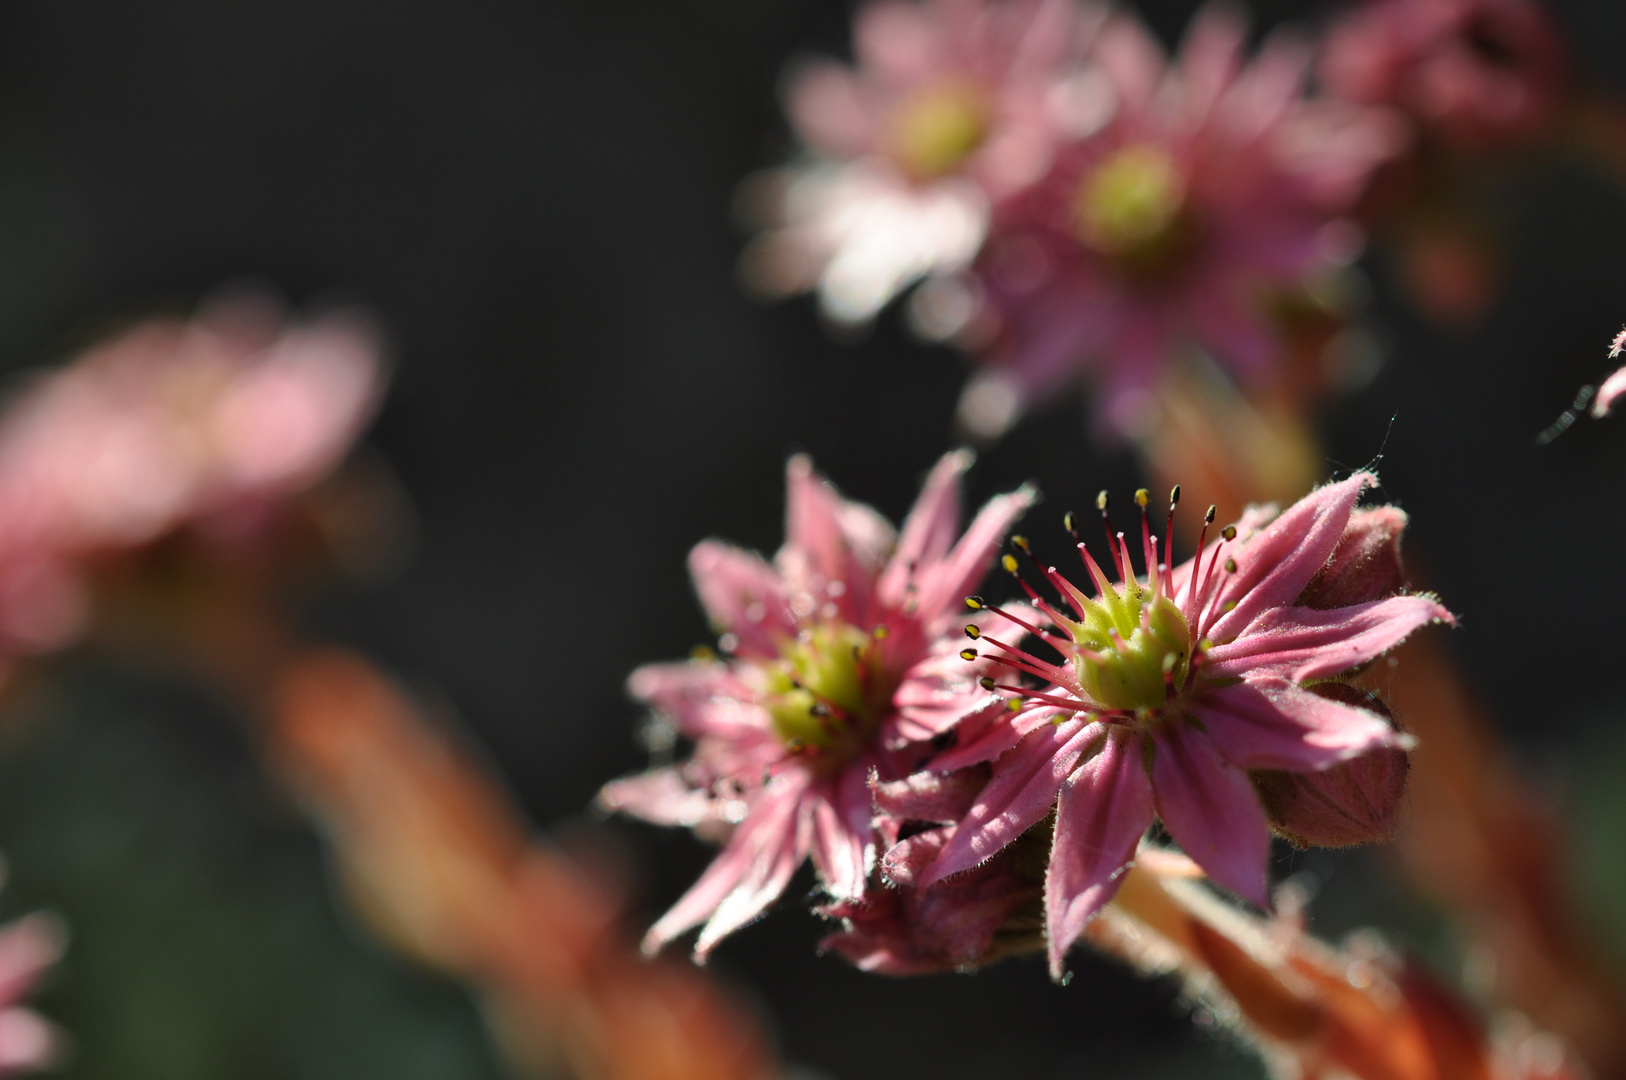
[873,765,990,825]
[923,718,1101,886]
[599,767,745,828]
[929,700,1068,773]
[810,766,875,901]
[912,482,1036,631]
[1045,731,1154,978]
[687,540,795,659]
[781,454,894,623]
[644,770,812,959]
[1204,472,1373,643]
[1205,594,1454,683]
[1194,676,1404,772]
[875,450,969,609]
[1150,724,1271,907]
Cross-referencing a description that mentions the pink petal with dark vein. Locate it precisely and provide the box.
[923,718,1102,886]
[1195,675,1403,772]
[1045,731,1154,978]
[1150,724,1271,907]
[643,769,813,959]
[1205,472,1372,642]
[1206,594,1453,682]
[687,540,795,658]
[876,450,968,609]
[810,766,875,901]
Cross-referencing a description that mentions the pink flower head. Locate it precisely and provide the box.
[0,909,65,1077]
[1320,0,1569,153]
[916,473,1452,977]
[600,451,1034,959]
[742,0,1102,325]
[960,5,1402,439]
[0,293,385,654]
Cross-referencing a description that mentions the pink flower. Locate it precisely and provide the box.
[600,452,1034,959]
[1320,0,1569,153]
[916,473,1451,976]
[0,910,65,1077]
[0,293,384,654]
[959,5,1402,439]
[740,0,1102,325]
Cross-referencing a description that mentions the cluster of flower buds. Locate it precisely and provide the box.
[602,456,1453,993]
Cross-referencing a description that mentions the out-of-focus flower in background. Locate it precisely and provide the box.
[0,897,63,1078]
[738,0,1102,326]
[959,5,1402,439]
[1320,0,1570,154]
[0,292,384,663]
[1593,328,1626,418]
[600,451,1033,959]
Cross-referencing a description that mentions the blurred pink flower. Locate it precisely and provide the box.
[1320,0,1569,152]
[0,910,65,1077]
[0,293,384,654]
[959,5,1402,439]
[741,0,1102,325]
[918,474,1451,976]
[600,451,1033,959]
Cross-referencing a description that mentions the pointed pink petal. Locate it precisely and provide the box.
[644,771,813,959]
[1204,472,1373,643]
[929,701,1067,772]
[1594,363,1626,418]
[923,718,1101,886]
[876,450,969,609]
[1094,14,1166,122]
[1206,595,1453,683]
[599,767,745,828]
[1150,725,1271,907]
[688,540,794,658]
[1176,3,1247,127]
[912,482,1036,630]
[878,824,951,888]
[1194,675,1405,772]
[784,61,877,158]
[810,766,875,901]
[1045,732,1154,978]
[626,660,760,737]
[781,455,894,621]
[873,765,990,825]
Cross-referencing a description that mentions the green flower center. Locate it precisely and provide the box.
[1068,582,1192,713]
[1072,145,1196,281]
[890,85,988,182]
[762,622,896,753]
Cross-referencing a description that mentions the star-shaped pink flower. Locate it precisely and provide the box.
[915,473,1451,976]
[601,452,1033,959]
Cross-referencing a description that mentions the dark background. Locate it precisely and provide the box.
[0,1,1623,1076]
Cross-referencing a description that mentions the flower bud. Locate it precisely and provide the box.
[1252,684,1408,848]
[1297,506,1408,610]
[820,824,1044,975]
